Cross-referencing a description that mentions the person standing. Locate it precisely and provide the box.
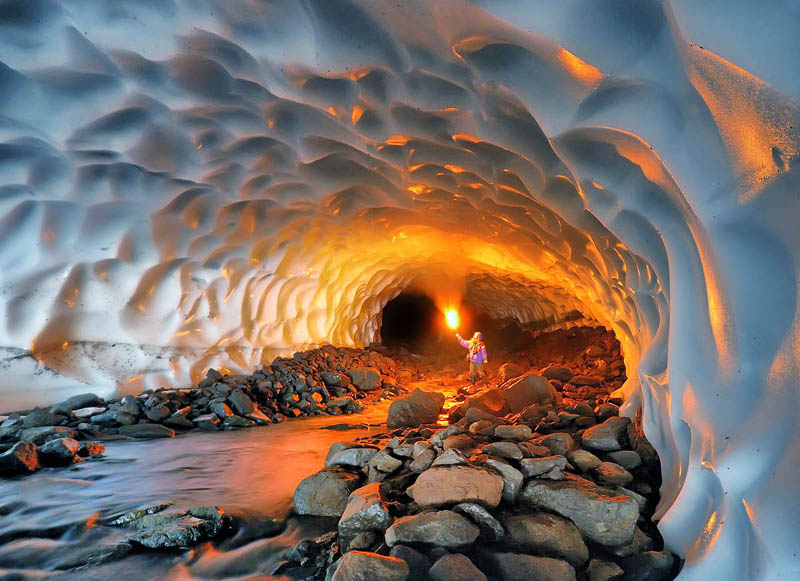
[457,331,488,386]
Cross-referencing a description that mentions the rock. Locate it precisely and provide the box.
[321,372,345,387]
[432,448,469,467]
[542,367,573,383]
[331,550,409,581]
[22,408,65,428]
[502,512,588,567]
[459,389,508,417]
[145,404,171,422]
[0,441,38,475]
[520,455,568,478]
[114,396,140,416]
[464,408,502,424]
[615,487,648,512]
[430,425,465,446]
[483,441,523,460]
[293,469,362,517]
[91,409,136,426]
[367,450,403,473]
[494,425,531,441]
[338,483,393,551]
[77,441,105,457]
[118,424,175,439]
[38,438,79,466]
[521,474,639,547]
[119,507,229,549]
[571,375,602,387]
[502,374,559,412]
[519,404,548,424]
[73,406,106,419]
[409,449,436,473]
[469,420,496,436]
[443,434,477,451]
[347,368,381,391]
[587,559,624,581]
[228,389,255,416]
[483,553,576,581]
[52,393,104,414]
[536,433,576,456]
[164,407,194,429]
[595,403,619,421]
[595,462,634,487]
[610,526,655,558]
[485,458,524,502]
[327,446,378,468]
[385,510,479,548]
[193,414,221,430]
[430,553,486,581]
[498,363,524,383]
[586,344,605,357]
[621,551,675,581]
[223,415,255,428]
[390,545,430,579]
[411,466,504,508]
[20,426,77,445]
[109,503,172,526]
[581,423,622,452]
[210,401,235,418]
[387,389,445,428]
[453,503,504,542]
[566,449,602,471]
[626,415,659,468]
[245,408,271,424]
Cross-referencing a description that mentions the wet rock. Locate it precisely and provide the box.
[521,474,639,547]
[520,455,568,478]
[294,469,362,517]
[347,368,381,391]
[595,462,634,487]
[587,559,624,581]
[22,408,65,428]
[109,503,172,526]
[223,415,256,428]
[20,426,77,445]
[483,552,576,581]
[411,465,504,508]
[38,438,79,466]
[245,408,271,424]
[73,406,106,419]
[485,458,524,502]
[0,441,38,475]
[607,451,641,471]
[430,553,486,581]
[536,433,576,456]
[498,363,524,383]
[210,401,235,418]
[566,449,602,471]
[453,502,504,542]
[114,396,141,416]
[164,407,194,429]
[91,409,136,426]
[483,441,523,460]
[502,512,588,567]
[387,388,445,428]
[494,425,531,441]
[327,446,378,468]
[51,393,104,415]
[331,550,409,581]
[502,374,559,412]
[542,367,573,383]
[77,441,105,457]
[385,510,480,548]
[228,389,255,416]
[118,506,230,549]
[338,483,393,551]
[193,413,221,430]
[145,403,171,422]
[118,423,175,439]
[390,545,430,579]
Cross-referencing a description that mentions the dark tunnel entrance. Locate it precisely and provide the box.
[380,292,441,351]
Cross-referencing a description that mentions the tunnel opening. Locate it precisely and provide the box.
[379,291,442,351]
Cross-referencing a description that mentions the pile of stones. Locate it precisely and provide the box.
[286,368,679,580]
[0,345,419,477]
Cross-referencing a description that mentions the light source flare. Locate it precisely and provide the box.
[444,309,460,330]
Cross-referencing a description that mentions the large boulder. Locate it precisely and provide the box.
[385,510,479,548]
[521,474,639,547]
[52,393,104,415]
[38,438,79,466]
[502,374,559,412]
[387,389,445,428]
[293,469,362,517]
[483,553,576,581]
[228,389,255,416]
[502,512,589,567]
[0,441,39,475]
[112,506,230,549]
[331,550,409,581]
[347,368,381,391]
[410,466,504,508]
[454,389,508,419]
[497,363,524,383]
[338,483,393,551]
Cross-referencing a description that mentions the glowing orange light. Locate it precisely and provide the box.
[445,309,459,329]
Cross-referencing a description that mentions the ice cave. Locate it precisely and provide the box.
[0,0,798,579]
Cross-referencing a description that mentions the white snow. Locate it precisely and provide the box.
[0,0,798,578]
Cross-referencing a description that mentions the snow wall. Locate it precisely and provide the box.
[0,0,798,578]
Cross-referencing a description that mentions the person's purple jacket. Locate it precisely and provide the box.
[458,336,488,363]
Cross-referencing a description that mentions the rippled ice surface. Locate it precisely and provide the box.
[0,403,393,579]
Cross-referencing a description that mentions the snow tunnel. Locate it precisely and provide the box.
[0,0,798,578]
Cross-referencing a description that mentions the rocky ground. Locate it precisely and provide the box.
[0,345,421,477]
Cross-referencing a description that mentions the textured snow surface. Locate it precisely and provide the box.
[0,1,798,578]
